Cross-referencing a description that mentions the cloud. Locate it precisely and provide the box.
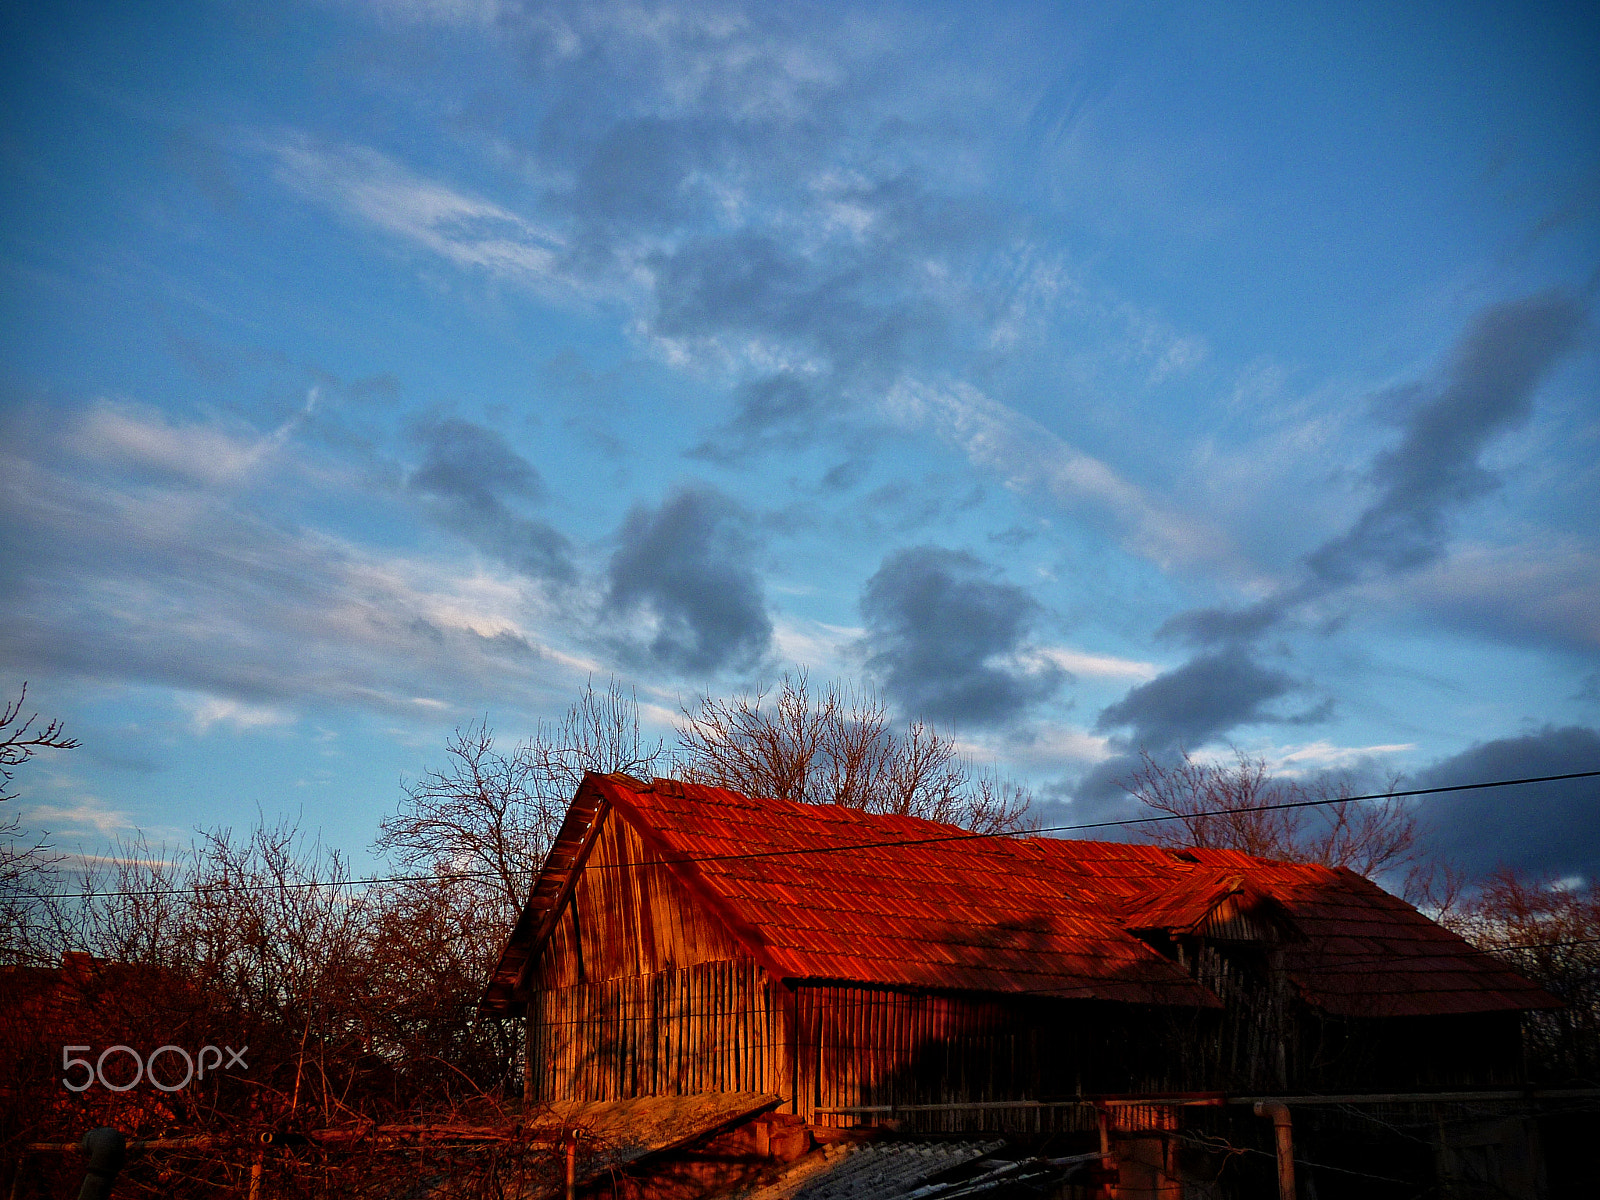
[1159,291,1589,652]
[272,138,568,288]
[1259,740,1415,774]
[183,695,296,734]
[883,378,1230,571]
[860,546,1062,727]
[1400,539,1600,657]
[1001,723,1113,769]
[1093,647,1298,757]
[1069,644,1324,806]
[688,372,830,461]
[1023,645,1160,682]
[1415,726,1600,878]
[278,9,1219,542]
[0,432,582,723]
[76,402,271,486]
[1307,292,1586,586]
[407,417,575,582]
[359,0,508,26]
[22,795,136,837]
[604,484,772,673]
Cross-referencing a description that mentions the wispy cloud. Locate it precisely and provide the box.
[75,397,313,488]
[883,377,1229,571]
[272,138,569,289]
[0,430,589,724]
[1023,645,1160,682]
[24,794,137,837]
[183,694,296,734]
[1257,740,1414,774]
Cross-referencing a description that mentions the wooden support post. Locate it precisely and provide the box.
[564,1131,577,1200]
[524,1010,535,1111]
[1096,1103,1117,1199]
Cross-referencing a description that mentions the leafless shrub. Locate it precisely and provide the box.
[675,670,1035,833]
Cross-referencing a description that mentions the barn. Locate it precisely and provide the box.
[480,772,1563,1196]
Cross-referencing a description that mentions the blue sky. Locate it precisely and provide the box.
[3,0,1596,881]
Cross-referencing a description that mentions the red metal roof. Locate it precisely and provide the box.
[484,774,1559,1019]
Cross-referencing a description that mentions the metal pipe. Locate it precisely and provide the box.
[1253,1101,1295,1200]
[564,1132,576,1200]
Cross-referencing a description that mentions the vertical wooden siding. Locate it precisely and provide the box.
[792,985,1173,1132]
[527,957,787,1103]
[529,808,746,992]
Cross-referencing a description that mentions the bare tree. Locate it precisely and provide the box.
[1442,869,1600,1082]
[1118,747,1421,880]
[675,671,1035,834]
[377,679,665,915]
[0,684,78,968]
[368,680,667,1102]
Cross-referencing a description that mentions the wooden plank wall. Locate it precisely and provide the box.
[792,985,1163,1133]
[530,809,745,992]
[526,957,786,1103]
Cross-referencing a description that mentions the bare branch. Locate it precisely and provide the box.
[676,670,1035,833]
[0,682,80,803]
[1117,747,1421,880]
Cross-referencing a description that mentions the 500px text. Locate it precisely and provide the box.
[62,1044,249,1092]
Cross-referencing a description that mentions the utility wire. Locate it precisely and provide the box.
[38,768,1600,901]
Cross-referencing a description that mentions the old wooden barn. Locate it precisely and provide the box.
[481,772,1557,1149]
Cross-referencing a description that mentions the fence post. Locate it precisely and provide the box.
[1254,1101,1296,1200]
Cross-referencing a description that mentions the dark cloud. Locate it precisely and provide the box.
[1159,292,1587,651]
[1157,596,1287,647]
[648,223,949,384]
[407,418,574,583]
[605,485,772,673]
[688,373,829,462]
[410,417,545,507]
[861,547,1060,727]
[1093,648,1297,757]
[1071,647,1310,804]
[1415,726,1600,878]
[1308,291,1586,585]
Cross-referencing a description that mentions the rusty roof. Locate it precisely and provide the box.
[482,774,1558,1019]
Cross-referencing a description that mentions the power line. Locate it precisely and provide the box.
[38,768,1600,901]
[615,769,1600,869]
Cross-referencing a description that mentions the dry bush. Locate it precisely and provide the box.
[675,670,1035,834]
[2,815,559,1198]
